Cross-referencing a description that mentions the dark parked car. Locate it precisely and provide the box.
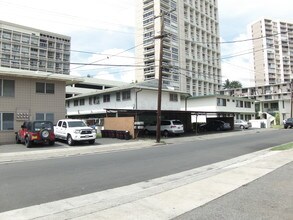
[15,121,55,148]
[284,118,293,129]
[200,120,231,131]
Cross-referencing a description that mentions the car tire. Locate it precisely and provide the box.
[240,125,244,129]
[67,134,75,146]
[89,139,95,145]
[25,136,32,148]
[144,129,150,136]
[163,130,169,137]
[15,134,21,144]
[40,129,50,139]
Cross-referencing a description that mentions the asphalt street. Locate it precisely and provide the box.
[0,128,292,219]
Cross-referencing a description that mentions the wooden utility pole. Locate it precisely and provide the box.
[154,12,165,143]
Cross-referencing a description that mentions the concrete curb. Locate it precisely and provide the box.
[0,140,157,164]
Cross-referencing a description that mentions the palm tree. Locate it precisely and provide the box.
[223,79,242,89]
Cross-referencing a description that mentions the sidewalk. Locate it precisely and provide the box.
[0,145,292,219]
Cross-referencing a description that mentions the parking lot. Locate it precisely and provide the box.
[0,137,134,154]
[0,127,262,154]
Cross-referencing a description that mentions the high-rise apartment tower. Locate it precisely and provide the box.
[0,20,71,74]
[251,18,293,86]
[135,0,221,96]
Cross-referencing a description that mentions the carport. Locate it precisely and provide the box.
[104,109,236,136]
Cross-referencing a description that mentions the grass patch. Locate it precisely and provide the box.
[96,133,102,138]
[271,124,283,129]
[271,142,293,151]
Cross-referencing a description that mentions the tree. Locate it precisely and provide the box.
[222,79,242,89]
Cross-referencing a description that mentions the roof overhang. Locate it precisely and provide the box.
[0,68,83,85]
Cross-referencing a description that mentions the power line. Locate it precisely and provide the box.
[70,42,145,71]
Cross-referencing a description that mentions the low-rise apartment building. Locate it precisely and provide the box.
[219,82,292,123]
[66,81,189,118]
[185,95,256,123]
[0,68,79,144]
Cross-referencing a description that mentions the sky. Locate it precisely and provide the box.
[0,0,292,87]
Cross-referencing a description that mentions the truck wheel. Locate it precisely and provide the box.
[25,136,32,148]
[89,139,95,145]
[67,134,75,146]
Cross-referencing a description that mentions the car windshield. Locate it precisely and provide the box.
[68,121,87,127]
[33,121,53,131]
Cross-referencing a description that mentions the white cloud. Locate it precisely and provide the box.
[0,0,136,34]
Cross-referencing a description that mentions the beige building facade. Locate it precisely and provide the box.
[0,68,79,144]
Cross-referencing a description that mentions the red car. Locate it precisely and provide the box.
[16,121,55,148]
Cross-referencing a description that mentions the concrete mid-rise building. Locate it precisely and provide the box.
[0,20,71,74]
[219,82,292,124]
[135,0,221,96]
[251,18,293,86]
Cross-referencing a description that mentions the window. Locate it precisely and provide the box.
[89,97,92,105]
[236,100,243,108]
[0,113,14,131]
[74,100,78,106]
[122,90,131,100]
[79,99,85,106]
[36,82,55,94]
[170,93,178,102]
[217,98,226,106]
[245,102,251,108]
[36,82,45,93]
[46,83,54,94]
[36,113,54,122]
[116,92,121,101]
[103,94,110,103]
[0,79,15,97]
[93,96,100,104]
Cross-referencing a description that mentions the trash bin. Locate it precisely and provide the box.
[125,131,130,140]
[101,130,107,138]
[109,130,116,138]
[116,131,124,139]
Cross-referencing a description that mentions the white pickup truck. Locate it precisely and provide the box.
[54,119,96,145]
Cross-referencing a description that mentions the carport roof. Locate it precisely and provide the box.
[105,108,235,116]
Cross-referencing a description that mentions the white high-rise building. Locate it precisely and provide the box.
[135,0,221,96]
[251,18,293,86]
[0,20,71,74]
